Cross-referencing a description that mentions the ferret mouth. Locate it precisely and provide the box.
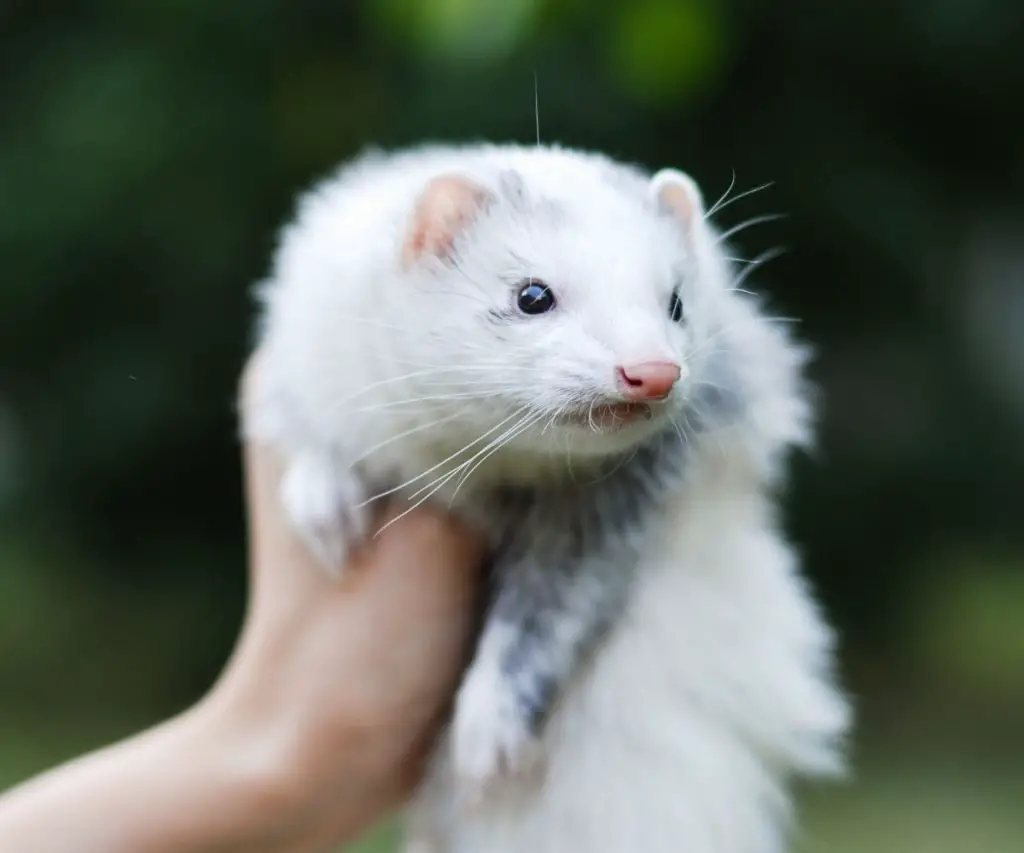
[557,401,654,430]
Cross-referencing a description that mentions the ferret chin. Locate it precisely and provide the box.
[244,141,852,853]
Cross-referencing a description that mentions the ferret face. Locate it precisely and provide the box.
[398,162,729,461]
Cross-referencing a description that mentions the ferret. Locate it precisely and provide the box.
[242,142,852,853]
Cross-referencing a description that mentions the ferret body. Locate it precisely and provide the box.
[243,142,851,853]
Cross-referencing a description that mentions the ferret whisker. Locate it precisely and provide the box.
[715,213,787,246]
[415,416,529,512]
[380,406,541,535]
[669,415,689,450]
[449,409,547,501]
[732,246,788,290]
[684,333,734,359]
[541,403,566,435]
[354,391,512,412]
[350,410,465,466]
[372,468,464,539]
[705,170,737,220]
[332,365,509,410]
[706,180,775,220]
[415,376,546,389]
[688,331,730,355]
[582,442,641,487]
[683,315,765,361]
[356,406,531,507]
[686,377,735,398]
[452,408,550,497]
[446,417,531,500]
[388,356,551,373]
[401,463,465,510]
[680,407,700,446]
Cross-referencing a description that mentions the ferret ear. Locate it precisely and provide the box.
[650,168,705,232]
[403,173,493,265]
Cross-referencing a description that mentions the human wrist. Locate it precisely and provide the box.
[159,696,316,851]
[199,666,399,850]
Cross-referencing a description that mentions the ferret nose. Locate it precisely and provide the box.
[616,361,682,402]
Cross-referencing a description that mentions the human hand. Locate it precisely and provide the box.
[208,356,485,848]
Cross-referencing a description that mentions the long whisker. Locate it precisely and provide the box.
[534,70,541,146]
[449,409,548,502]
[415,376,548,389]
[447,409,545,498]
[355,406,531,508]
[384,356,554,374]
[707,180,775,220]
[732,246,788,291]
[350,410,464,466]
[669,414,690,450]
[385,360,544,373]
[705,170,737,220]
[541,402,567,434]
[715,213,787,246]
[354,391,513,413]
[331,365,511,411]
[582,441,640,487]
[683,320,759,362]
[374,409,544,539]
[372,468,465,540]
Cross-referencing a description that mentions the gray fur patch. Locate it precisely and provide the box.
[465,424,690,738]
[452,338,748,768]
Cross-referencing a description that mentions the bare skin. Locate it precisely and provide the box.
[0,359,484,853]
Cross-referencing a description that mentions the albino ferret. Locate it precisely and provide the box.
[243,142,851,853]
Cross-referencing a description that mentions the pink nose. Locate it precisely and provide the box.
[616,361,682,401]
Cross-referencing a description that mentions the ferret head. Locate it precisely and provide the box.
[392,154,741,466]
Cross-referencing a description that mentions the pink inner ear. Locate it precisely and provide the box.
[403,174,491,265]
[657,181,699,229]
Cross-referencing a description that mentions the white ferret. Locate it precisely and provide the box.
[243,142,851,853]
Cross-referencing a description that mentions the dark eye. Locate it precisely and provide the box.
[668,290,684,323]
[516,278,557,315]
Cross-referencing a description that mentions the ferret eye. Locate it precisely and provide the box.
[668,290,684,323]
[516,278,557,315]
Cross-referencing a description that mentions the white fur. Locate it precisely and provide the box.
[412,469,850,853]
[243,142,851,853]
[451,622,547,800]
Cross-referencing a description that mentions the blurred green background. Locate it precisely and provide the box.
[2,1,1023,850]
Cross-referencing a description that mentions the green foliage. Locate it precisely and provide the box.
[608,0,730,106]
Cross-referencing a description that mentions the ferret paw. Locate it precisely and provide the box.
[280,453,370,576]
[451,664,546,805]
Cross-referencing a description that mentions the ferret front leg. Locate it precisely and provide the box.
[450,542,634,801]
[280,450,373,576]
[241,363,375,576]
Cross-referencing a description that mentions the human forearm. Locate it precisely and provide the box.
[0,359,483,853]
[0,696,338,853]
